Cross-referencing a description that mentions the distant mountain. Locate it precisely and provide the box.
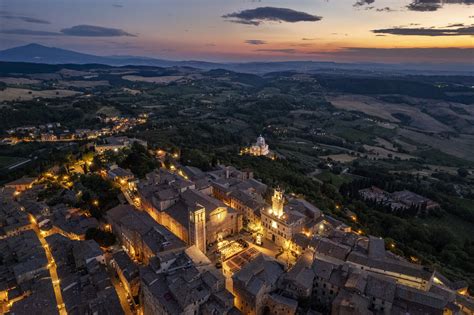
[0,43,225,69]
[0,43,108,64]
[0,43,471,75]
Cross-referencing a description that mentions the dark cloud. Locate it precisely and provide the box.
[407,2,441,11]
[354,0,472,11]
[407,0,473,12]
[0,25,136,37]
[112,4,123,8]
[245,39,267,45]
[255,48,297,54]
[223,7,322,26]
[0,29,60,36]
[0,14,50,24]
[362,6,396,11]
[372,25,474,36]
[302,37,318,41]
[353,0,375,7]
[227,19,260,26]
[60,25,135,37]
[376,7,396,12]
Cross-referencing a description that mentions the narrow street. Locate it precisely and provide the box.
[32,225,67,315]
[108,269,134,315]
[105,253,135,315]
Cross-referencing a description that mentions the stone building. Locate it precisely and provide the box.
[232,254,285,315]
[138,169,242,253]
[210,166,267,227]
[261,189,316,247]
[140,247,235,315]
[107,204,185,263]
[243,135,270,156]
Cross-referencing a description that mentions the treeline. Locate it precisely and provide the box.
[316,76,473,104]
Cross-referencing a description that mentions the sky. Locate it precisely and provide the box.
[0,0,473,63]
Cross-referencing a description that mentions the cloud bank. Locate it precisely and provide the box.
[223,7,322,26]
[245,39,267,45]
[0,25,136,37]
[372,25,474,36]
[0,14,50,24]
[60,25,135,37]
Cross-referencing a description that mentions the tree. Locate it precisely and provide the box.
[85,228,116,247]
[77,174,120,218]
[457,168,469,178]
[120,142,158,178]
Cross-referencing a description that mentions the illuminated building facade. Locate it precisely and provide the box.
[241,135,270,156]
[189,206,207,253]
[5,177,36,192]
[107,205,185,264]
[138,169,242,253]
[261,190,322,247]
[210,166,267,228]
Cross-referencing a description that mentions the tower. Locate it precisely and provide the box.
[189,204,207,253]
[257,135,266,147]
[272,188,284,218]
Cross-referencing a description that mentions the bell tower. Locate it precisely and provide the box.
[272,188,284,218]
[189,204,207,253]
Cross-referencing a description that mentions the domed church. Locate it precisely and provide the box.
[249,135,270,156]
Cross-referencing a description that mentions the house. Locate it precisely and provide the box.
[107,204,185,263]
[140,247,234,315]
[232,254,285,315]
[5,177,36,192]
[264,293,298,315]
[281,250,315,299]
[72,239,105,269]
[95,136,147,153]
[111,250,140,297]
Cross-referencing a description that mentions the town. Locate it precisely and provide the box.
[0,134,472,315]
[1,114,148,145]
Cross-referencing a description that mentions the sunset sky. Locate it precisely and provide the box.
[0,0,472,63]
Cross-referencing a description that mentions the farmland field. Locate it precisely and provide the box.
[122,75,184,84]
[0,87,81,101]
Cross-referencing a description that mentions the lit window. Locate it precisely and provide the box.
[271,221,277,229]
